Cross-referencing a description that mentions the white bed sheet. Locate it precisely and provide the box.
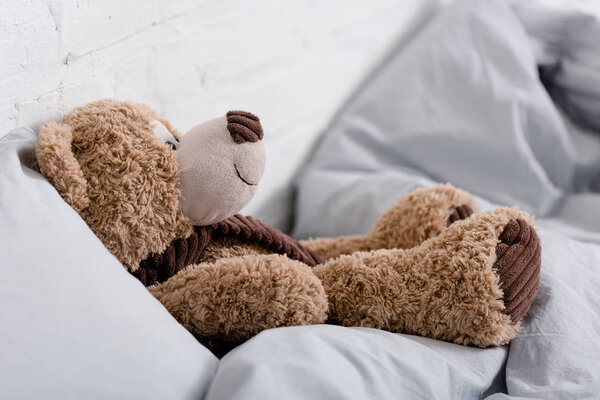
[206,325,507,400]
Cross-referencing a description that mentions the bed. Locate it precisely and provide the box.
[1,0,599,398]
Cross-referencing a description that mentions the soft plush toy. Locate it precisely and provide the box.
[35,99,541,355]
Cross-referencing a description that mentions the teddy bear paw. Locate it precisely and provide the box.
[149,254,328,355]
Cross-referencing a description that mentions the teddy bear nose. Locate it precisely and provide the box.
[226,111,264,144]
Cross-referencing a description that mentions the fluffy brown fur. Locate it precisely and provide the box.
[149,254,328,343]
[37,100,192,271]
[36,122,90,212]
[200,236,269,263]
[301,184,477,261]
[369,184,477,249]
[36,99,540,354]
[315,207,532,347]
[301,235,378,262]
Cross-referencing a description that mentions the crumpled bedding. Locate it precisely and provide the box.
[283,0,600,399]
[3,1,600,399]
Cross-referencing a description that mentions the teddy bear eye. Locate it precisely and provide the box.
[166,141,177,150]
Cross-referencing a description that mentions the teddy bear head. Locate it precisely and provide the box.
[36,99,265,270]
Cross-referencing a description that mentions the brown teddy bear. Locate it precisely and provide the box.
[35,99,541,355]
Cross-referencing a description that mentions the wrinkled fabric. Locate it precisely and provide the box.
[291,0,600,399]
[295,0,600,241]
[3,0,600,398]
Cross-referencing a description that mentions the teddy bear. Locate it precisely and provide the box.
[35,99,541,356]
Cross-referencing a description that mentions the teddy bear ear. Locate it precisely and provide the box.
[36,121,90,213]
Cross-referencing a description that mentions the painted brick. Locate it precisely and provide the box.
[1,0,441,228]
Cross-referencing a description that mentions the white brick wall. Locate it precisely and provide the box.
[0,0,440,228]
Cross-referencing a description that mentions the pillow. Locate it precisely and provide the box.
[0,128,217,399]
[205,325,508,400]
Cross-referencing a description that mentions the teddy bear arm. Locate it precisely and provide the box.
[149,253,328,348]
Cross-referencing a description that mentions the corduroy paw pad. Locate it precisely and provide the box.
[447,204,474,226]
[493,218,542,324]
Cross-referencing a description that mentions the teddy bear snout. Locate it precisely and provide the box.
[176,114,265,226]
[226,111,263,144]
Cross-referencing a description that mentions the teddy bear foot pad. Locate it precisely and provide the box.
[494,218,541,324]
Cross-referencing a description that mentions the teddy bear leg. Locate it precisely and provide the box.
[315,207,541,347]
[368,184,477,249]
[149,254,327,355]
[300,184,477,261]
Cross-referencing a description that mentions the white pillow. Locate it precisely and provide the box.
[205,325,507,400]
[0,128,217,399]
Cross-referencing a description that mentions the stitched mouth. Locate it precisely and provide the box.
[234,164,257,186]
